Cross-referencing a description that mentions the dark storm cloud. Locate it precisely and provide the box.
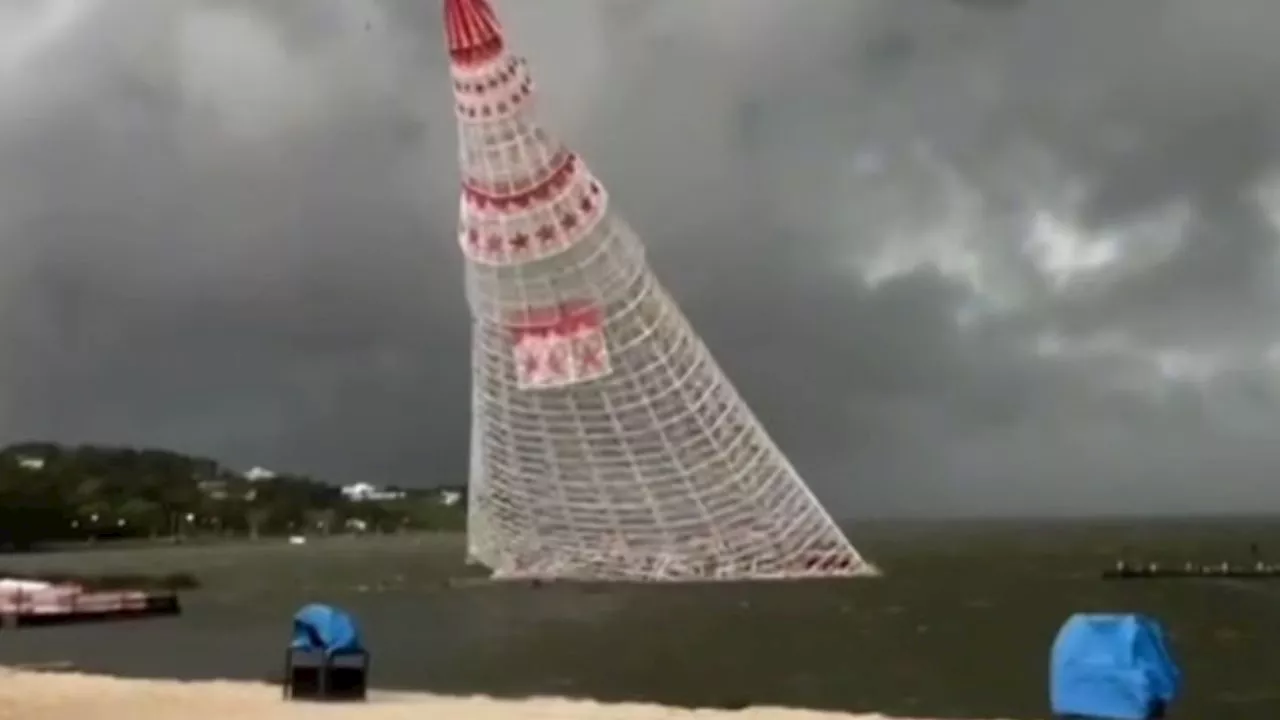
[1,0,1277,515]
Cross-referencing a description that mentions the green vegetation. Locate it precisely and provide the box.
[0,442,466,551]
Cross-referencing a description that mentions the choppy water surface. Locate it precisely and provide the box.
[1,518,1278,719]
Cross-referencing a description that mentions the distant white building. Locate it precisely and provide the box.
[16,456,44,471]
[197,479,256,502]
[439,490,462,506]
[340,482,406,502]
[197,479,229,500]
[243,466,277,482]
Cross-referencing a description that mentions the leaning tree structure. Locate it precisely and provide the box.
[443,0,878,581]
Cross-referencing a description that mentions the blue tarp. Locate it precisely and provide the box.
[291,603,364,656]
[1050,613,1181,720]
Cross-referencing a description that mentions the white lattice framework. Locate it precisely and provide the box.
[443,0,878,581]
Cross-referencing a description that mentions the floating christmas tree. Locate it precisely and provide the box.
[444,0,877,580]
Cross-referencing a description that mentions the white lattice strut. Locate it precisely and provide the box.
[443,0,879,581]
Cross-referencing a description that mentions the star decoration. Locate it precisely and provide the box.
[580,339,603,371]
[522,351,540,378]
[545,347,566,376]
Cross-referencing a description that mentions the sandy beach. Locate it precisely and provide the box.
[0,668,979,720]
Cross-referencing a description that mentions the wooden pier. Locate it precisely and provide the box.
[1102,561,1280,581]
[0,584,181,628]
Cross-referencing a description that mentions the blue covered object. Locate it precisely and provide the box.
[291,604,364,656]
[1050,613,1181,720]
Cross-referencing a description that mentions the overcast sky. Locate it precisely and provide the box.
[1,0,1278,516]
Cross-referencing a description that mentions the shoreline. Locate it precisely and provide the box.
[0,667,990,720]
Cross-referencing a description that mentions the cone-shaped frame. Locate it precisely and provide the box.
[444,0,878,581]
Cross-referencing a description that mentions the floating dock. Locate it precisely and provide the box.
[1102,561,1280,580]
[0,582,181,628]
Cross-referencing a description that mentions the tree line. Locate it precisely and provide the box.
[0,442,466,550]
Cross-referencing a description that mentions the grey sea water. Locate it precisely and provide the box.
[0,519,1277,719]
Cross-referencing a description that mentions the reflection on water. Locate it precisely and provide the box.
[0,520,1278,719]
